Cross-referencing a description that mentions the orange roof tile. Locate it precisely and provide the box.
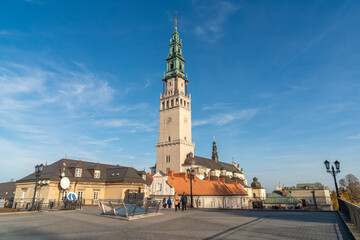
[166,172,247,196]
[146,173,153,180]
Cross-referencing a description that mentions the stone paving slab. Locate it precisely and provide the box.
[0,207,354,240]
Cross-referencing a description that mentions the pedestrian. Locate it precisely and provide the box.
[181,192,187,211]
[174,193,180,211]
[167,196,172,208]
[162,197,166,208]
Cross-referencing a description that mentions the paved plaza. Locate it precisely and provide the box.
[0,207,354,240]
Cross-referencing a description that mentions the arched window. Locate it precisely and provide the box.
[171,100,174,107]
[187,102,189,108]
[184,101,186,106]
[168,136,171,141]
[180,64,182,71]
[180,99,183,105]
[166,101,169,108]
[162,102,164,109]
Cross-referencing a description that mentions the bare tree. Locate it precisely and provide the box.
[340,174,360,203]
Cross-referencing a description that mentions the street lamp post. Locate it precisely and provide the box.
[324,160,340,209]
[186,168,195,208]
[31,164,44,210]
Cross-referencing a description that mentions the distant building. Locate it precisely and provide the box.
[285,183,332,210]
[14,159,152,208]
[150,170,249,209]
[264,189,301,209]
[0,182,16,208]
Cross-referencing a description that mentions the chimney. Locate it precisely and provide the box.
[282,188,286,196]
[205,176,210,181]
[232,180,237,185]
[167,170,174,179]
[219,178,225,184]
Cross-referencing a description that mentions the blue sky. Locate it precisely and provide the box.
[0,0,359,192]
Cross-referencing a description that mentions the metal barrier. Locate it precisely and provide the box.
[338,198,360,232]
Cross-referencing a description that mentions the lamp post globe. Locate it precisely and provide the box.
[334,160,340,171]
[39,164,44,173]
[324,160,330,170]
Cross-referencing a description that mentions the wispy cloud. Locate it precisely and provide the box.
[193,108,257,127]
[84,137,120,145]
[348,134,360,140]
[0,30,12,36]
[254,85,308,99]
[193,1,240,43]
[202,102,228,111]
[97,119,155,132]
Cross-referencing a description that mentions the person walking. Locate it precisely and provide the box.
[162,197,166,208]
[167,197,172,208]
[174,193,180,211]
[181,192,187,211]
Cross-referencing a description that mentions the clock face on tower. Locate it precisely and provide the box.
[167,117,172,124]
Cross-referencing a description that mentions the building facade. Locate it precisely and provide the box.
[14,159,151,208]
[150,170,249,209]
[285,183,332,210]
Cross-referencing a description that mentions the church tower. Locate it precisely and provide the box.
[156,16,195,173]
[212,138,219,163]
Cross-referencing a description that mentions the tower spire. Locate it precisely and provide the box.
[174,11,178,32]
[212,138,219,162]
[163,13,186,81]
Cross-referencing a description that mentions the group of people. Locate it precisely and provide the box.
[162,192,187,211]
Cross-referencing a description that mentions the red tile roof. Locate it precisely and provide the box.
[166,171,247,196]
[146,173,153,180]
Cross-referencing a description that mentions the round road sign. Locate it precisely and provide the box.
[67,192,77,201]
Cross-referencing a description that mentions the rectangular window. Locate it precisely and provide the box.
[78,191,83,200]
[128,192,133,199]
[93,191,99,200]
[94,170,100,178]
[157,183,162,191]
[22,190,27,199]
[75,168,82,177]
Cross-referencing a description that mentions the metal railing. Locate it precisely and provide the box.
[12,198,82,211]
[338,198,360,232]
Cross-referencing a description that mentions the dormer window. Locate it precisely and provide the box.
[75,168,82,177]
[94,170,100,178]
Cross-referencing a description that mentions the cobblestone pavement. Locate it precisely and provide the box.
[0,207,354,240]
